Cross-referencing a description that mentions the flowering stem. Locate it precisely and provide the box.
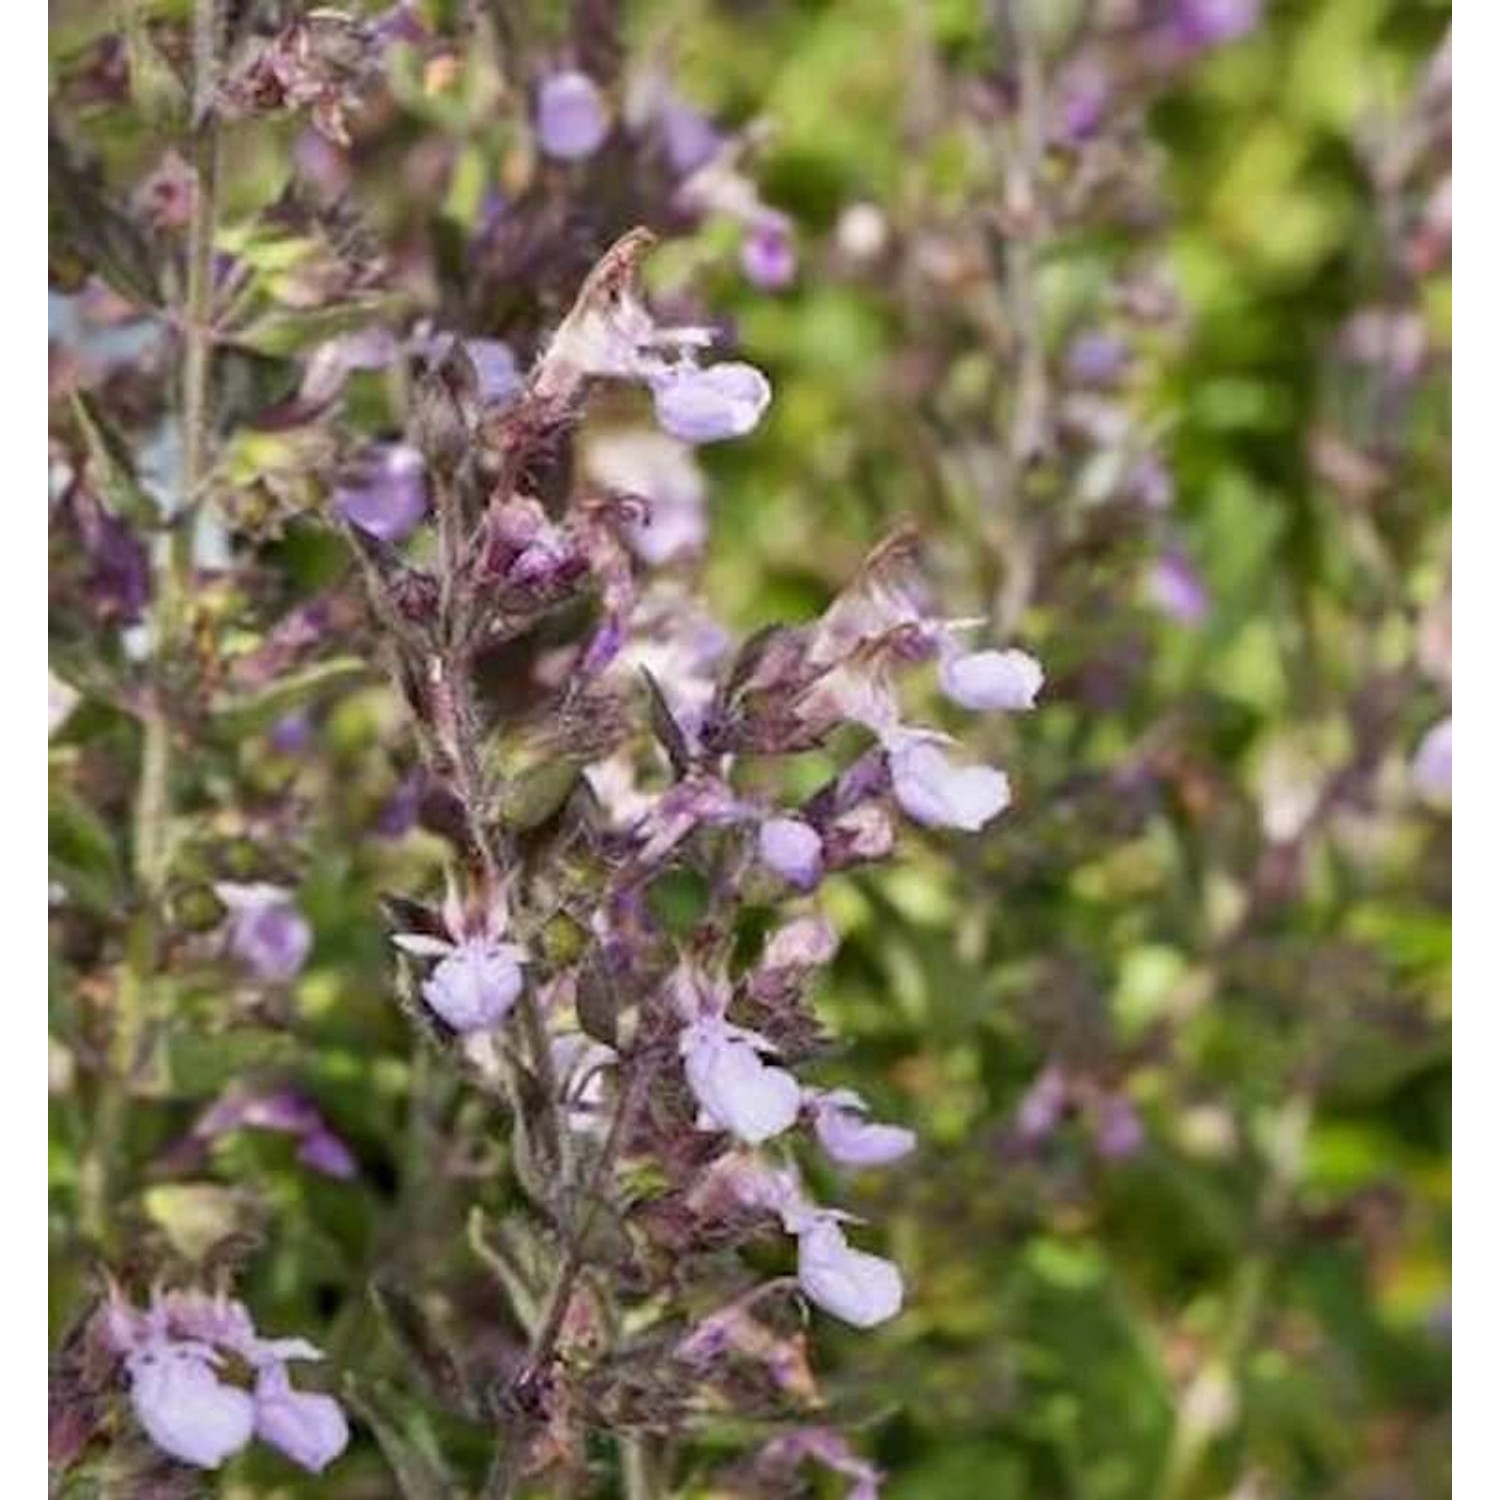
[86,0,223,1252]
[620,1433,658,1500]
[483,1063,649,1498]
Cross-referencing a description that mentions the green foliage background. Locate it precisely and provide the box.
[50,1,1450,1495]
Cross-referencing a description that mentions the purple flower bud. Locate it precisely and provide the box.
[334,443,428,543]
[811,1090,916,1168]
[535,71,610,161]
[214,884,313,983]
[825,804,896,867]
[1148,548,1210,625]
[938,648,1044,712]
[1126,453,1175,512]
[467,338,522,403]
[887,735,1011,832]
[1095,1094,1145,1160]
[1065,331,1130,387]
[1412,716,1452,807]
[658,97,722,175]
[419,939,527,1033]
[795,1220,903,1328]
[253,1363,349,1475]
[649,361,772,444]
[297,1131,358,1179]
[1016,1065,1069,1142]
[681,1018,801,1144]
[1172,0,1262,49]
[758,817,824,890]
[268,712,314,756]
[126,1344,255,1470]
[741,216,797,292]
[762,914,839,972]
[1054,57,1111,142]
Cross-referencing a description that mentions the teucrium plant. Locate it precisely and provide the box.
[339,225,1042,1493]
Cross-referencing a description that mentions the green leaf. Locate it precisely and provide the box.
[49,784,125,913]
[212,657,373,736]
[165,1028,300,1095]
[232,297,404,359]
[344,1377,455,1500]
[499,758,583,832]
[369,1280,479,1418]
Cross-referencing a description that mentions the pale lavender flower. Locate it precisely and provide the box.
[189,1086,354,1179]
[886,733,1011,832]
[658,97,722,175]
[1148,548,1209,625]
[268,711,314,756]
[1016,1065,1069,1143]
[649,361,772,444]
[1095,1094,1145,1160]
[214,883,313,983]
[297,1131,357,1179]
[1054,56,1111,143]
[535,70,610,161]
[334,442,428,543]
[681,1016,801,1144]
[1412,716,1452,807]
[1126,453,1175,512]
[108,1290,346,1474]
[585,428,707,565]
[761,1428,884,1500]
[741,215,797,291]
[126,1343,255,1470]
[396,934,528,1033]
[1066,330,1129,387]
[938,647,1044,712]
[758,816,824,890]
[253,1363,350,1475]
[810,1089,916,1168]
[795,1219,904,1328]
[1172,0,1262,49]
[410,332,522,405]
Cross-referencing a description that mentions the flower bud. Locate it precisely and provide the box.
[758,816,823,890]
[535,71,610,161]
[762,914,839,972]
[741,215,797,291]
[334,443,428,544]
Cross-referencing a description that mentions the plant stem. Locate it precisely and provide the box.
[482,1066,649,1500]
[87,0,223,1252]
[620,1433,657,1500]
[1159,1092,1312,1500]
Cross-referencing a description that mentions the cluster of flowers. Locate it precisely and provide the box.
[102,1288,348,1474]
[360,228,1042,1420]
